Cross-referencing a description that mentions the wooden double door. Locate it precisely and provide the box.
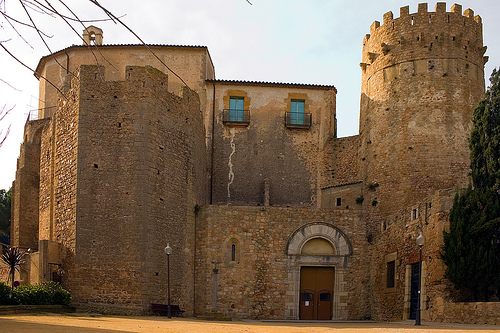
[300,266,334,320]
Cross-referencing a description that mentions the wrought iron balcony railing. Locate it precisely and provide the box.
[285,112,312,129]
[222,109,250,126]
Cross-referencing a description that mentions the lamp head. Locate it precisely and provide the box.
[416,231,426,247]
[164,243,172,255]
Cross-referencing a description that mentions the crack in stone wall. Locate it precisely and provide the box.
[227,127,236,201]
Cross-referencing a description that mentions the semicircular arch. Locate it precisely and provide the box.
[285,222,353,256]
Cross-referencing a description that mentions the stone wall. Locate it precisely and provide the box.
[208,82,336,207]
[195,205,369,320]
[359,5,489,321]
[10,118,50,251]
[321,182,363,210]
[370,189,500,325]
[320,134,362,210]
[66,64,205,314]
[16,64,207,314]
[36,45,215,120]
[427,302,500,325]
[370,189,455,321]
[321,135,361,188]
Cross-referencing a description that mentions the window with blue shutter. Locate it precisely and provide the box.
[290,100,305,125]
[229,97,245,122]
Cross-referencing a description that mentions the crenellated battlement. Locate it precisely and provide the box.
[360,3,487,78]
[367,3,481,37]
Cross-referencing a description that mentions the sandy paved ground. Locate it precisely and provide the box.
[0,314,498,333]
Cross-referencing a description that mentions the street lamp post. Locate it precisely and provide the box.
[212,259,218,311]
[415,231,426,326]
[164,243,172,319]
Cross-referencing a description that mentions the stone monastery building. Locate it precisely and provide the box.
[10,2,497,323]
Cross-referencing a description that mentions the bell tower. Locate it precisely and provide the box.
[82,25,103,45]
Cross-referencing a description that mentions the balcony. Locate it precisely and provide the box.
[285,112,312,129]
[222,109,250,126]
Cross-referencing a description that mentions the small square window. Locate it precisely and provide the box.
[336,198,342,206]
[301,292,313,301]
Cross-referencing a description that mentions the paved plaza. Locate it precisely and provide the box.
[0,314,498,333]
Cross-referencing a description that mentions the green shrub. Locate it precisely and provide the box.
[13,284,50,305]
[38,281,71,305]
[0,282,14,305]
[12,282,71,305]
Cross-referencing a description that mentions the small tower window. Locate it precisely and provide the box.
[231,244,236,262]
[411,208,419,220]
[386,260,396,288]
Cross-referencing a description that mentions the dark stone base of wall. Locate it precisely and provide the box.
[72,302,147,316]
[0,305,76,315]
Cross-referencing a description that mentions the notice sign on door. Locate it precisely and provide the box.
[305,301,310,306]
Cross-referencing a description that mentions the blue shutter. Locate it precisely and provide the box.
[229,97,244,122]
[290,100,305,125]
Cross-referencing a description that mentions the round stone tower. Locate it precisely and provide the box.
[358,3,488,220]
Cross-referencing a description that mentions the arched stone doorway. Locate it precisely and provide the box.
[284,222,353,320]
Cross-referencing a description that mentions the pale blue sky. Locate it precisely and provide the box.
[1,0,499,189]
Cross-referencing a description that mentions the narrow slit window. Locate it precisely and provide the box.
[411,208,419,220]
[231,244,236,262]
[387,260,396,288]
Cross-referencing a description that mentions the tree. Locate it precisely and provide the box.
[443,187,500,301]
[443,69,500,301]
[0,188,11,243]
[1,247,26,289]
[470,68,500,192]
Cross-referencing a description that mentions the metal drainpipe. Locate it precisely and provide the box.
[210,80,216,204]
[65,51,69,74]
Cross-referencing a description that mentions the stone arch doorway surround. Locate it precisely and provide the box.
[284,222,353,320]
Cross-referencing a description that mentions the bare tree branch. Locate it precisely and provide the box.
[0,42,67,98]
[1,11,52,37]
[17,0,73,78]
[0,105,13,147]
[2,13,37,49]
[89,0,191,89]
[0,77,22,91]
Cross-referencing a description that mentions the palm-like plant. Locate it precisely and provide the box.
[1,247,27,289]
